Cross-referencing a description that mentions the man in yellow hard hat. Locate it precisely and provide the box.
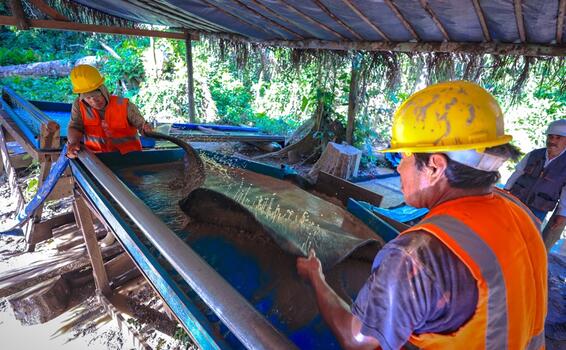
[297,81,547,349]
[66,64,152,158]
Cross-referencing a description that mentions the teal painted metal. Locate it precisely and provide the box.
[97,148,296,180]
[0,98,39,149]
[70,160,231,350]
[347,198,400,242]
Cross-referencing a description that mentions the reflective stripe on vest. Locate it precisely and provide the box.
[526,331,545,350]
[418,214,509,349]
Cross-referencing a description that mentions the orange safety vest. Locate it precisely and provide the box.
[402,189,547,350]
[79,95,141,154]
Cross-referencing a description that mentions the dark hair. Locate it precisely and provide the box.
[413,144,521,189]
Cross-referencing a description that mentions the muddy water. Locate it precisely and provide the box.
[114,157,383,347]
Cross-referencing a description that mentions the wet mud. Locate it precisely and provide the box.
[114,154,384,341]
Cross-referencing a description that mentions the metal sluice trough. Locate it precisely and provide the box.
[71,147,385,349]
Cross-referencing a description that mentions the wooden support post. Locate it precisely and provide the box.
[8,0,29,30]
[185,35,196,123]
[0,127,25,212]
[346,55,361,145]
[73,193,111,296]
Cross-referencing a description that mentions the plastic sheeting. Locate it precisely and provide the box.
[71,0,558,44]
[1,145,69,235]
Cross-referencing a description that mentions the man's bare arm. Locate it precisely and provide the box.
[297,250,381,350]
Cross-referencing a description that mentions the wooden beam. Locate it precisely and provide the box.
[27,0,67,21]
[341,0,390,41]
[557,0,566,44]
[314,171,383,207]
[185,35,196,123]
[0,127,25,213]
[0,16,198,40]
[8,0,29,30]
[514,0,526,42]
[383,0,420,41]
[230,0,303,39]
[277,1,346,40]
[471,0,491,42]
[313,0,364,40]
[73,193,111,296]
[213,32,566,57]
[346,56,360,145]
[418,0,450,41]
[249,0,322,39]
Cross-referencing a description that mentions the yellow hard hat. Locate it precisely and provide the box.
[382,81,512,153]
[70,65,104,94]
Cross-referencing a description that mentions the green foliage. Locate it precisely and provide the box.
[173,326,192,349]
[0,47,38,65]
[0,76,73,102]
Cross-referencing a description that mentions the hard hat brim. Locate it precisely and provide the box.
[378,135,513,153]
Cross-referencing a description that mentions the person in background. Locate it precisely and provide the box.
[297,81,547,350]
[66,64,152,158]
[505,119,566,249]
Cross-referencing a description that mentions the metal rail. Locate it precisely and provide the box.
[77,150,297,350]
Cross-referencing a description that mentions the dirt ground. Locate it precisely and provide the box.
[0,166,193,350]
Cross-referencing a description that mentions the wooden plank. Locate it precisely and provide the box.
[471,0,491,42]
[418,0,450,41]
[341,0,390,41]
[0,16,198,40]
[558,0,566,44]
[8,0,29,30]
[383,0,420,41]
[0,126,25,211]
[73,194,111,296]
[27,0,68,21]
[315,171,383,207]
[0,243,122,298]
[514,0,526,42]
[27,212,75,244]
[0,115,40,160]
[313,0,363,40]
[39,120,60,150]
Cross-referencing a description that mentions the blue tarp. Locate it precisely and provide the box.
[546,239,566,341]
[1,145,69,235]
[369,203,429,224]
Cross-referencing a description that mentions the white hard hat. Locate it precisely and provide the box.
[546,119,566,137]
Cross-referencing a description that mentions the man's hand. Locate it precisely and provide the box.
[297,249,323,284]
[142,122,153,135]
[66,142,81,158]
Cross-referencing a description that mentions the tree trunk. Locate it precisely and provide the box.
[0,56,100,77]
[307,142,361,181]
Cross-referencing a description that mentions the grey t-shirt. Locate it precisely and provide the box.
[352,231,478,350]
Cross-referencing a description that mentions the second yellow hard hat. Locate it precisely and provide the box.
[70,64,104,94]
[382,81,512,153]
